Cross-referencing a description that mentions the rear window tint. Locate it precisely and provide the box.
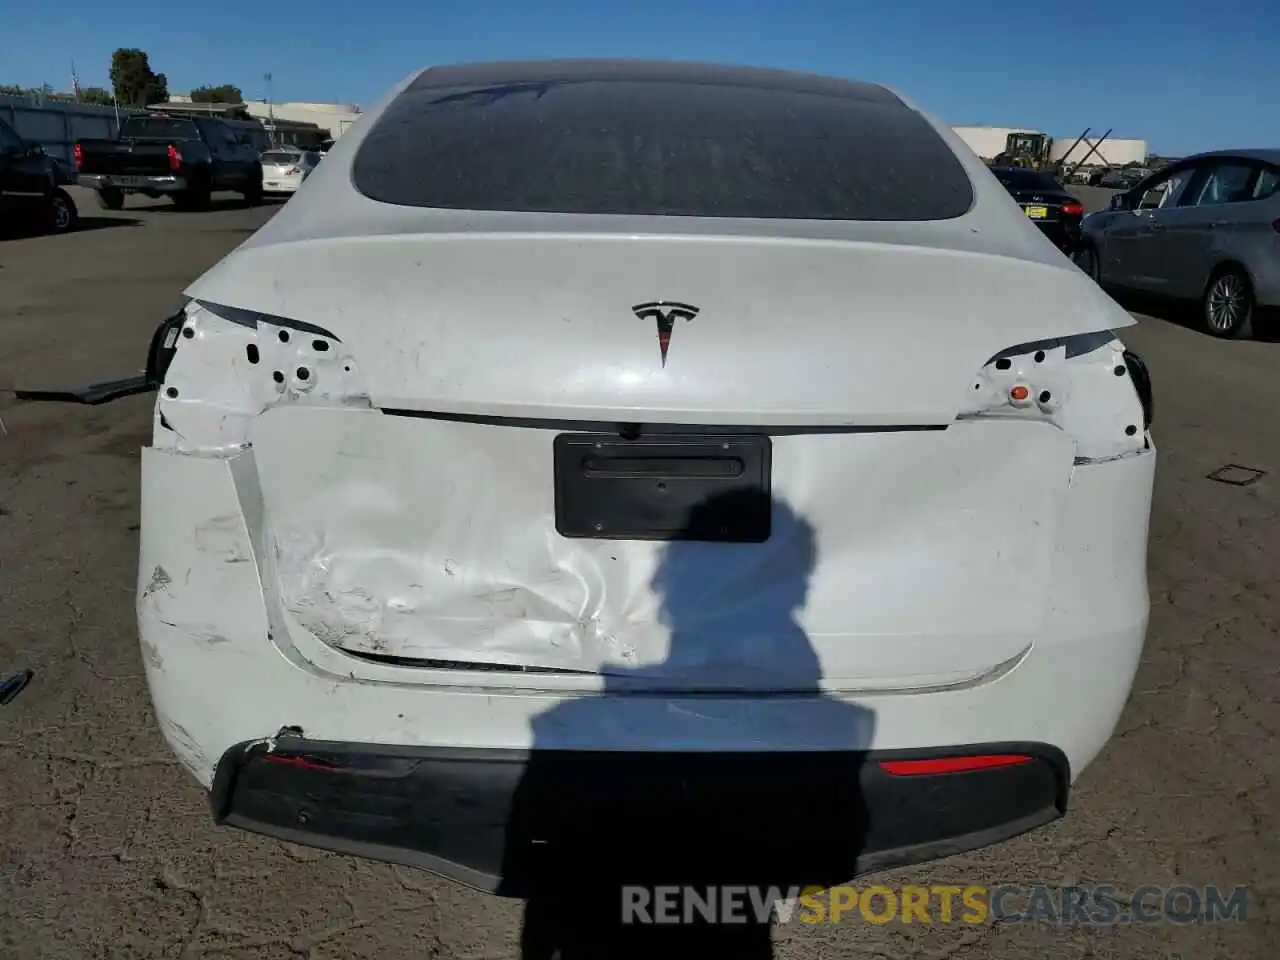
[352,76,974,220]
[120,118,198,140]
[993,169,1063,191]
[262,151,300,164]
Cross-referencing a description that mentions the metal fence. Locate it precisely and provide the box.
[0,96,143,165]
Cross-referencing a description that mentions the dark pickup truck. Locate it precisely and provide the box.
[75,115,262,210]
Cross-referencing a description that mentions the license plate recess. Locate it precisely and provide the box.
[553,433,772,543]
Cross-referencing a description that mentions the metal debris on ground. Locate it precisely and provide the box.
[0,670,34,706]
[1206,465,1267,487]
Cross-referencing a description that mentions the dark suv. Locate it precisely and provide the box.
[0,117,79,236]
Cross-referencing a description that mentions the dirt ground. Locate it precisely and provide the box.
[0,187,1276,958]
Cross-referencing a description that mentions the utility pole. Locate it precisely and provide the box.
[265,72,275,147]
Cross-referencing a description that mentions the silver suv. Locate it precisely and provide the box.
[1077,149,1280,337]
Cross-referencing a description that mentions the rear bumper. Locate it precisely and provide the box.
[1033,220,1082,253]
[262,175,304,194]
[138,435,1154,882]
[211,738,1068,895]
[78,173,188,193]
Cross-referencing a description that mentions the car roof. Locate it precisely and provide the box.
[408,58,901,104]
[1172,148,1280,166]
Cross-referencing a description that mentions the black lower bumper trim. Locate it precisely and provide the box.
[211,740,1069,897]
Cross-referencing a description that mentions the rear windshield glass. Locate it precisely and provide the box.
[352,77,974,220]
[120,118,199,140]
[993,169,1063,191]
[262,151,301,164]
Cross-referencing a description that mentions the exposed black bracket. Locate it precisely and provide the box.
[11,309,183,406]
[14,375,154,406]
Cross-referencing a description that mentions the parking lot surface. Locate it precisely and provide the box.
[1,188,1277,958]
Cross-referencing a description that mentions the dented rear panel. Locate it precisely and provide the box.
[248,408,1074,688]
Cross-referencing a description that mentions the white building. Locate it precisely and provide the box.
[951,125,1147,167]
[243,100,363,140]
[1049,136,1147,168]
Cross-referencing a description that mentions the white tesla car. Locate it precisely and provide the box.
[138,60,1154,894]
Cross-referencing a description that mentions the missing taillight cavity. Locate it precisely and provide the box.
[150,301,370,458]
[1123,349,1153,428]
[961,330,1149,461]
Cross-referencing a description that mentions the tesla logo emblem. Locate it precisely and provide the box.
[632,301,699,366]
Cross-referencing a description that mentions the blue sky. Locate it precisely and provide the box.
[3,0,1275,155]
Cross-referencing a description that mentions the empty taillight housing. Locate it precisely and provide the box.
[73,143,83,170]
[167,143,181,172]
[960,331,1151,461]
[1061,201,1085,217]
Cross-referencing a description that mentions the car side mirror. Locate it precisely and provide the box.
[1109,193,1131,211]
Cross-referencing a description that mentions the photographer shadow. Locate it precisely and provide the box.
[496,493,877,958]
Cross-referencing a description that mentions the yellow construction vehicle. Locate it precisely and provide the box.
[992,132,1053,170]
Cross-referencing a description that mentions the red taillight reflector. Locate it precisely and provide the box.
[262,753,339,772]
[73,143,83,170]
[1061,202,1084,216]
[879,754,1032,776]
[167,143,181,172]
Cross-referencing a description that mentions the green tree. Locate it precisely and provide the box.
[0,83,57,101]
[191,84,243,104]
[80,86,113,106]
[109,49,168,106]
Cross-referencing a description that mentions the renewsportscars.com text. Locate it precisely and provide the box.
[621,884,1250,926]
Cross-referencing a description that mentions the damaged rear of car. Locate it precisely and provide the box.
[137,60,1155,893]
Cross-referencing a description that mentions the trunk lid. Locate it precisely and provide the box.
[1012,190,1072,223]
[189,232,1125,426]
[76,138,175,177]
[190,232,1121,690]
[261,152,304,178]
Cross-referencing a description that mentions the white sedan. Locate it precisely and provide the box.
[259,147,320,196]
[137,59,1155,897]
